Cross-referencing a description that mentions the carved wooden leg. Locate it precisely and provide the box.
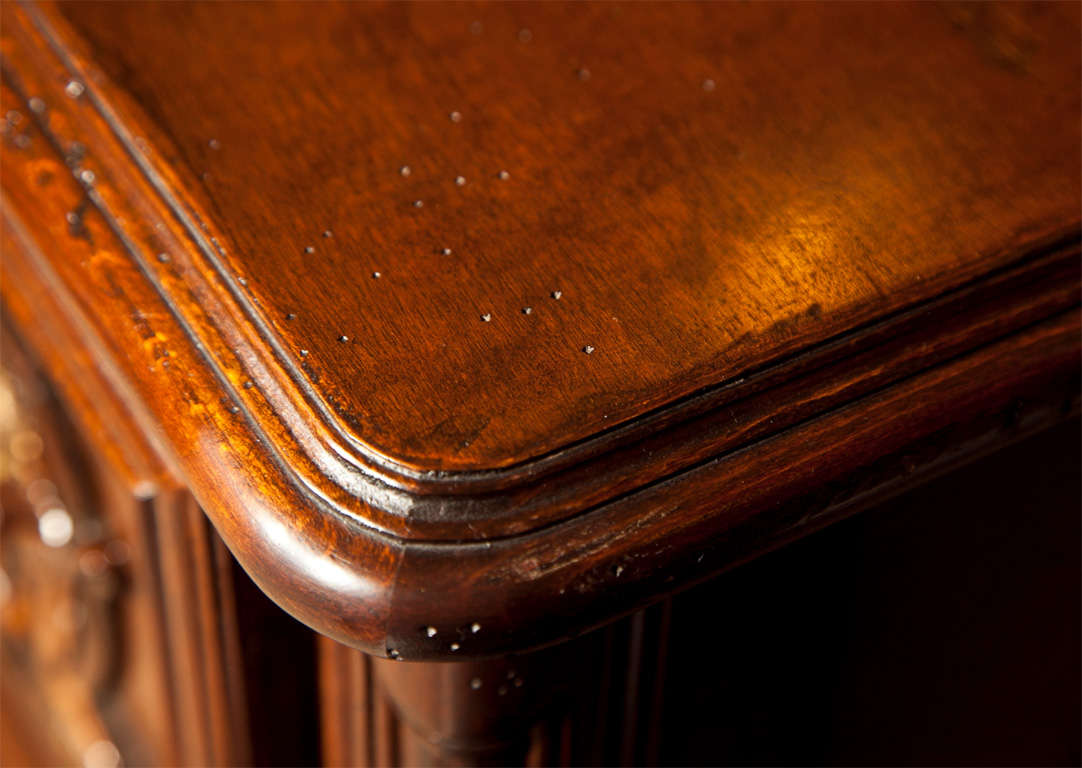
[318,600,672,768]
[320,637,566,767]
[372,651,570,766]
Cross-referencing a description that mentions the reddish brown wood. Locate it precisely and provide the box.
[318,605,677,767]
[41,0,1082,475]
[1,1,1079,664]
[2,14,1080,768]
[319,633,373,768]
[316,426,1080,766]
[0,323,324,766]
[0,330,177,765]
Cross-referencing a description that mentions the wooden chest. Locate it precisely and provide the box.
[1,2,1079,765]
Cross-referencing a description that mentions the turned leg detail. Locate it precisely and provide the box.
[318,601,671,767]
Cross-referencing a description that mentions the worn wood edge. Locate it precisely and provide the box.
[4,180,1078,657]
[3,1,1080,657]
[3,43,1079,546]
[1,192,402,658]
[14,0,1082,493]
[383,310,1082,659]
[3,1,435,501]
[0,19,430,538]
[0,204,175,498]
[2,1,1081,545]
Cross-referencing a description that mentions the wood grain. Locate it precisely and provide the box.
[1,0,1079,660]
[30,0,1082,477]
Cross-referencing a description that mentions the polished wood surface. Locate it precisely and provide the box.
[2,0,1079,667]
[2,321,1077,766]
[46,0,1082,474]
[315,419,1082,768]
[5,2,1080,764]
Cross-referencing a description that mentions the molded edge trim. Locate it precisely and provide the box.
[17,0,1082,495]
[4,2,1081,546]
[5,194,1079,658]
[3,1,1080,658]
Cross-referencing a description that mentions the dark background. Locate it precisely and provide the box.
[660,417,1081,766]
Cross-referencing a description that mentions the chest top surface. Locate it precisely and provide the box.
[3,0,1080,657]
[43,0,1082,475]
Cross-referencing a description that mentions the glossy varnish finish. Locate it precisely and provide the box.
[2,2,1081,765]
[37,0,1082,479]
[1,0,1079,662]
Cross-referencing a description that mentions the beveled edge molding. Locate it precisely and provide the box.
[7,182,1080,660]
[3,0,1081,542]
[4,0,1082,545]
[2,0,1081,659]
[10,0,1081,502]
